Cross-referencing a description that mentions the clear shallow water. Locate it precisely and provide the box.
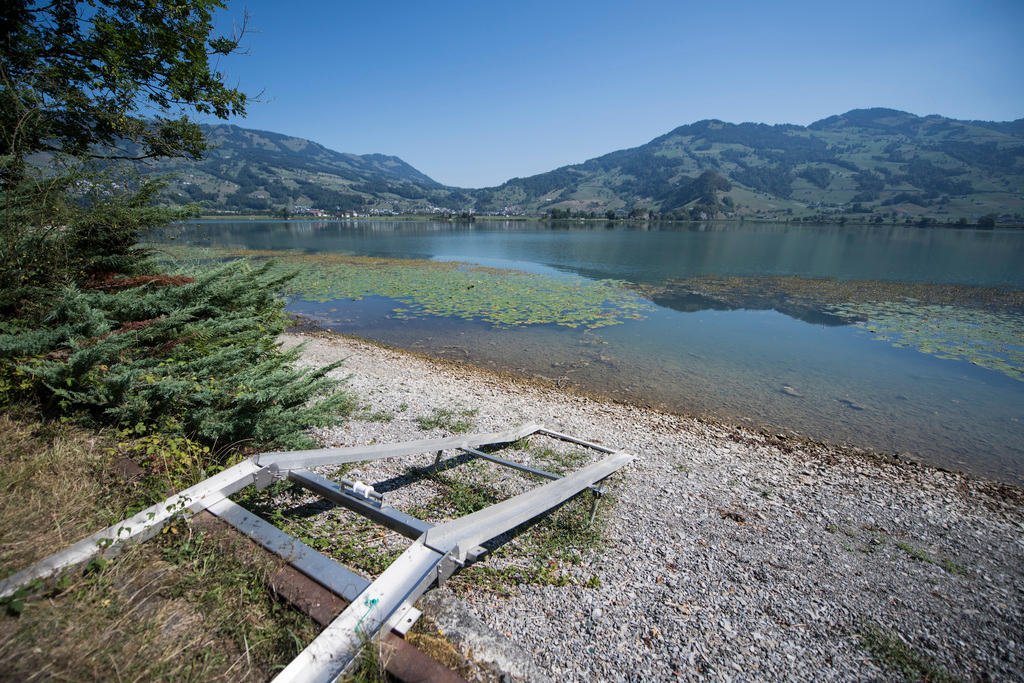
[162,220,1024,484]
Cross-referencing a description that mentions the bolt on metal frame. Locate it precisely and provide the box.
[0,423,632,682]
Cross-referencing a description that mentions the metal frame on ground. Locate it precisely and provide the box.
[0,423,632,682]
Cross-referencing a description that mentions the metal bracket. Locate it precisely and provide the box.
[389,602,422,636]
[436,554,461,586]
[339,478,384,507]
[589,487,604,525]
[253,463,281,490]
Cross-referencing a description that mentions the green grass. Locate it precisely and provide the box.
[531,445,588,476]
[159,528,319,670]
[414,407,477,434]
[412,466,504,518]
[355,409,394,423]
[896,540,932,563]
[449,491,610,594]
[940,558,968,576]
[857,622,956,682]
[345,636,389,683]
[895,541,968,576]
[403,449,616,595]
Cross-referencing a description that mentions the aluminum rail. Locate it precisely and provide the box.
[273,539,446,683]
[459,446,602,495]
[275,450,633,682]
[424,451,632,562]
[258,423,542,471]
[0,425,542,599]
[536,428,616,453]
[288,469,431,540]
[0,458,263,599]
[206,498,370,602]
[287,469,489,563]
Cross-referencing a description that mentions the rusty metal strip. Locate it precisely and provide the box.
[191,512,466,683]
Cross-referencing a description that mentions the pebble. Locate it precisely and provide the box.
[284,332,1024,682]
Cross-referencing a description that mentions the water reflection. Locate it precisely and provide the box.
[157,219,1024,483]
[649,290,850,326]
[167,219,1024,288]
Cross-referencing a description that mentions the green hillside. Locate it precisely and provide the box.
[150,124,469,215]
[149,109,1024,221]
[474,108,1024,221]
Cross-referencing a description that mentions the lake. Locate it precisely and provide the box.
[157,220,1024,484]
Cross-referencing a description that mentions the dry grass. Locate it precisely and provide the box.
[404,616,492,682]
[0,411,318,680]
[0,410,131,572]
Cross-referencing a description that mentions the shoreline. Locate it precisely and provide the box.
[282,330,1023,680]
[192,214,1024,229]
[290,325,1020,490]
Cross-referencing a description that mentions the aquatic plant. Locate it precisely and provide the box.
[829,301,1024,382]
[151,245,654,330]
[631,273,1024,383]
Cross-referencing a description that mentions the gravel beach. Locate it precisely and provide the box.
[281,331,1024,681]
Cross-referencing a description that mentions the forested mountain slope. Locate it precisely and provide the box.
[149,124,467,214]
[472,108,1024,220]
[149,109,1024,220]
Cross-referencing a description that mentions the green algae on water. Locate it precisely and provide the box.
[151,245,653,330]
[830,301,1024,382]
[632,273,1024,383]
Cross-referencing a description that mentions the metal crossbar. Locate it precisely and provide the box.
[0,423,633,682]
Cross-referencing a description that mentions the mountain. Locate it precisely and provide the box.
[149,124,470,214]
[150,109,1024,220]
[471,108,1024,220]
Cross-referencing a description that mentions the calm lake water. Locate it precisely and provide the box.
[162,220,1024,484]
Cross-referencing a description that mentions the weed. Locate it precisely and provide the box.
[532,446,587,476]
[0,411,317,679]
[251,499,403,578]
[0,410,143,572]
[158,527,318,670]
[114,425,213,490]
[893,541,969,577]
[452,490,613,593]
[345,636,388,683]
[896,541,932,564]
[857,621,955,681]
[356,409,394,423]
[415,407,477,434]
[424,469,503,517]
[940,558,968,576]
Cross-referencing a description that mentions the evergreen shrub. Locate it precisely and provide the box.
[0,253,354,460]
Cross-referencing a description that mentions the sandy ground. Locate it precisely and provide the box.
[282,331,1024,681]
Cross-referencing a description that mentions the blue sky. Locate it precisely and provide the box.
[207,0,1024,188]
